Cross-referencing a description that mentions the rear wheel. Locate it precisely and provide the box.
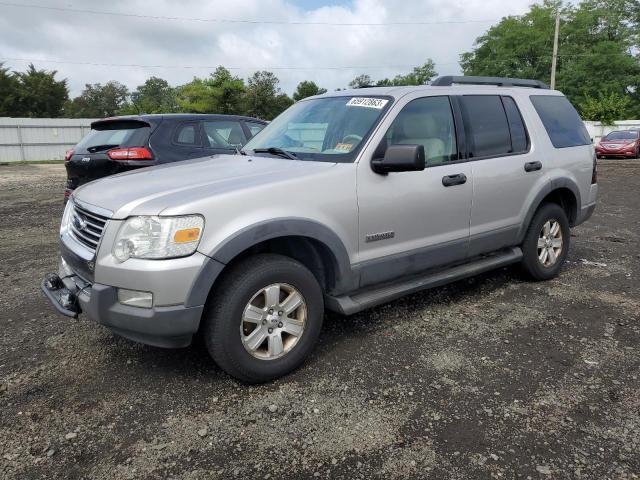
[520,203,570,281]
[202,254,324,383]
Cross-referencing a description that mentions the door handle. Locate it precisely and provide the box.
[442,173,467,187]
[524,161,542,172]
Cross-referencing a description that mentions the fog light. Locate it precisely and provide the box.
[117,289,153,308]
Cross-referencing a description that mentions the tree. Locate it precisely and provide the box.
[293,80,327,101]
[66,81,129,118]
[12,64,69,117]
[348,74,372,89]
[176,67,245,114]
[0,63,19,116]
[460,0,640,118]
[120,76,178,114]
[244,71,292,120]
[376,61,438,86]
[579,91,631,125]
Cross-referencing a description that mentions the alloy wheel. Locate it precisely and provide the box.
[537,219,563,267]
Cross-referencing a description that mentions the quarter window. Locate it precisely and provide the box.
[384,96,458,166]
[530,95,591,148]
[502,96,529,153]
[460,95,511,158]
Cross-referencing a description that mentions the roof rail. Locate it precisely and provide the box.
[431,76,549,89]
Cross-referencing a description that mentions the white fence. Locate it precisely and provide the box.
[0,117,97,162]
[584,120,640,144]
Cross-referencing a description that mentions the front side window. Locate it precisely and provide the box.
[204,120,246,148]
[246,122,265,137]
[460,95,512,158]
[174,123,199,146]
[382,96,458,166]
[242,96,392,162]
[530,95,591,148]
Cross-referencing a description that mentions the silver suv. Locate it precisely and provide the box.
[43,76,598,383]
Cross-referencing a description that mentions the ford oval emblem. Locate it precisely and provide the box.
[74,216,88,231]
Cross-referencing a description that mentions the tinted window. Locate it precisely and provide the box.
[204,120,247,148]
[530,95,590,148]
[75,121,150,154]
[461,95,511,158]
[247,122,265,137]
[385,96,457,166]
[502,96,529,153]
[174,123,199,145]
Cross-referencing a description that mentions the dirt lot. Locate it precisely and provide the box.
[0,162,638,479]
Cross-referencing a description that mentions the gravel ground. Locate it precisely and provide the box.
[0,161,639,480]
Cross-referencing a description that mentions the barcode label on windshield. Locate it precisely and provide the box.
[346,97,389,109]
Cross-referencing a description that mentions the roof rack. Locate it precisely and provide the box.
[431,76,549,89]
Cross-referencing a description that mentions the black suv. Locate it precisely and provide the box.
[64,114,267,198]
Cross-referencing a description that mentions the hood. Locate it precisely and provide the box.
[73,154,337,218]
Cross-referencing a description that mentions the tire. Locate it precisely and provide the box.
[202,253,324,384]
[520,203,571,281]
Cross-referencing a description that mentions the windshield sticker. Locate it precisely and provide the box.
[346,97,389,109]
[335,143,353,152]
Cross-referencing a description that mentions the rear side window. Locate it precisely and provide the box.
[530,95,590,148]
[75,121,150,154]
[174,122,200,146]
[460,96,512,158]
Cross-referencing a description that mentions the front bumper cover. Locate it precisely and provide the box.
[41,271,203,348]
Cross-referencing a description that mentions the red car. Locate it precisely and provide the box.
[595,130,639,159]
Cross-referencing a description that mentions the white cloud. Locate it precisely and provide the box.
[0,0,539,97]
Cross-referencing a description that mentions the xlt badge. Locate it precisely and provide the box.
[365,231,395,242]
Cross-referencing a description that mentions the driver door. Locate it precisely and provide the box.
[356,95,472,288]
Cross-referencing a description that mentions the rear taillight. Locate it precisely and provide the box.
[64,149,74,161]
[591,154,597,184]
[107,147,153,161]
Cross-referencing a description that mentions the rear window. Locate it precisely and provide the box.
[75,121,150,154]
[530,95,590,148]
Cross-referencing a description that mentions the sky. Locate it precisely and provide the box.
[0,0,542,97]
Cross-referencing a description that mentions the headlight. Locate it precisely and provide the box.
[60,199,74,235]
[112,215,204,262]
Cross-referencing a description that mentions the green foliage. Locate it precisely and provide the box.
[11,64,69,117]
[460,0,640,119]
[65,81,129,118]
[0,63,20,116]
[244,71,292,120]
[120,76,178,114]
[348,74,373,89]
[579,91,631,125]
[293,80,327,101]
[376,61,438,86]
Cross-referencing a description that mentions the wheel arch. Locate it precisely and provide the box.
[517,178,581,244]
[185,219,356,308]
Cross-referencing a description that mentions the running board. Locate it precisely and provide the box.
[325,247,522,315]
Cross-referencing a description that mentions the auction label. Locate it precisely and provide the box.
[346,97,389,109]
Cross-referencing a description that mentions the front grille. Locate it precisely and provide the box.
[70,202,109,252]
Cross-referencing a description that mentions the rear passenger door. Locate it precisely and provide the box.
[460,95,546,255]
[203,120,247,155]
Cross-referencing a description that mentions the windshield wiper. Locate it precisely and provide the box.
[252,147,298,160]
[87,144,120,153]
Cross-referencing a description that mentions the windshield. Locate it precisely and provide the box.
[604,131,638,140]
[243,96,392,162]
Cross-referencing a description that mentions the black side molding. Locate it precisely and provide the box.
[432,76,549,89]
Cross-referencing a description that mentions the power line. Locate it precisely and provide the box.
[0,56,461,70]
[0,1,498,26]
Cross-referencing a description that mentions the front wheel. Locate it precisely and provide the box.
[520,203,570,281]
[202,254,324,383]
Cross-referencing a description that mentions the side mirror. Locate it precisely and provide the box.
[371,144,425,174]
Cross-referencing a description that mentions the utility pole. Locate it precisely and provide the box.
[550,10,560,89]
